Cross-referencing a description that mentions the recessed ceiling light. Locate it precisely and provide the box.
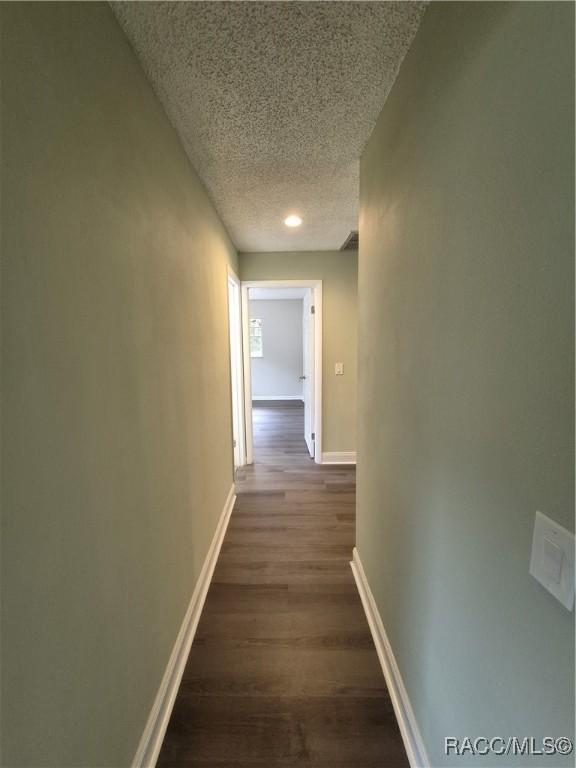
[284,214,302,228]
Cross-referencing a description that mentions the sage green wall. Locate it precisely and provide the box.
[357,3,574,766]
[240,251,358,454]
[1,3,237,766]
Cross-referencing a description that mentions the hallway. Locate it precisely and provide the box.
[157,402,408,767]
[3,3,574,765]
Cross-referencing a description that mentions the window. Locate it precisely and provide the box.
[249,318,263,357]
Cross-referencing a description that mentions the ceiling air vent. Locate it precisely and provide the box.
[340,231,359,251]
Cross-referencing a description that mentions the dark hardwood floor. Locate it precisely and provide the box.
[157,403,408,767]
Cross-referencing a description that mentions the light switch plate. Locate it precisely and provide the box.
[335,362,344,375]
[529,511,575,610]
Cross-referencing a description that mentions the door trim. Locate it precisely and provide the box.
[241,279,323,464]
[227,267,246,467]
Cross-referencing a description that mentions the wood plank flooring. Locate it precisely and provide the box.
[157,403,408,767]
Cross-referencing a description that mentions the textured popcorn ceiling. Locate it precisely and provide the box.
[112,2,425,252]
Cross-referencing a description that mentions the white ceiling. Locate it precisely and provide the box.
[249,287,307,300]
[112,2,426,252]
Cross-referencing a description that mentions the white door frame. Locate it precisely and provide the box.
[241,279,323,464]
[227,266,247,467]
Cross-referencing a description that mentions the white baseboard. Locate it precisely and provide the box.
[252,395,303,401]
[350,548,429,768]
[321,451,356,465]
[132,483,236,768]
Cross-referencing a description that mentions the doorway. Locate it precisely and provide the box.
[241,280,322,464]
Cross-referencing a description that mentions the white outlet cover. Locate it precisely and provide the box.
[529,511,575,610]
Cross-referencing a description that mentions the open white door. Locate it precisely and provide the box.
[302,289,315,458]
[227,270,245,469]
